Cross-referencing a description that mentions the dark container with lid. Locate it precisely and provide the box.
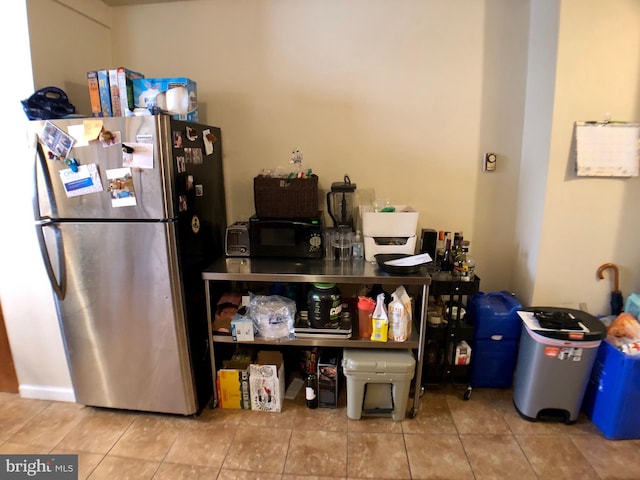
[308,283,342,328]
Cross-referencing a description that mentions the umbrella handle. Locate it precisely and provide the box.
[597,262,619,292]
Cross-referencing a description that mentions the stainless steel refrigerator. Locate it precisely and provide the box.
[29,115,227,415]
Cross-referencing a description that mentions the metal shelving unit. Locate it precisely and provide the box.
[423,270,480,400]
[202,256,431,417]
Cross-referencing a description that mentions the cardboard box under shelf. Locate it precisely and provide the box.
[217,369,251,409]
[249,351,285,412]
[318,351,340,408]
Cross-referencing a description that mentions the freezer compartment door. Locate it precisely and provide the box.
[53,221,204,414]
[31,116,173,221]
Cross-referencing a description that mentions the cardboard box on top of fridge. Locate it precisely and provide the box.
[249,351,285,412]
[216,369,251,409]
[361,205,419,238]
[132,77,198,121]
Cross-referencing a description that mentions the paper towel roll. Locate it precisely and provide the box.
[165,86,189,114]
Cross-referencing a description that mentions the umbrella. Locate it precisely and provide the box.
[597,262,623,315]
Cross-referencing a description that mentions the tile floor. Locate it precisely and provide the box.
[1,385,639,479]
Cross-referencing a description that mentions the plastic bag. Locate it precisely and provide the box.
[606,312,640,354]
[370,292,389,342]
[388,285,412,342]
[608,312,640,340]
[21,86,76,120]
[249,294,296,340]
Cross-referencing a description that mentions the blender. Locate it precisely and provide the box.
[327,175,356,230]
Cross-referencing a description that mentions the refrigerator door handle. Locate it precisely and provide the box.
[32,141,58,221]
[35,221,66,300]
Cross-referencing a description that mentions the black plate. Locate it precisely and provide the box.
[375,254,427,274]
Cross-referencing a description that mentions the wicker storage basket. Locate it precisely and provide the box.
[253,174,319,218]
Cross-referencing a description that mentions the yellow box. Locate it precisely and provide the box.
[216,369,250,409]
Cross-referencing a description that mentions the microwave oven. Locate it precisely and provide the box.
[249,215,323,258]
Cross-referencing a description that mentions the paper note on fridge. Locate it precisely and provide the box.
[106,167,137,207]
[122,142,154,169]
[202,129,214,155]
[82,119,104,141]
[58,163,104,197]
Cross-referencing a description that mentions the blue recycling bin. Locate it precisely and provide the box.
[468,291,522,388]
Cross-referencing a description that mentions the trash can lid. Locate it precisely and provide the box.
[342,349,415,374]
[519,307,607,341]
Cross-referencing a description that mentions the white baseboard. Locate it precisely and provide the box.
[19,384,76,403]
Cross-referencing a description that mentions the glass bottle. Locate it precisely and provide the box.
[435,230,445,265]
[454,242,475,281]
[453,243,466,278]
[440,232,452,271]
[463,246,476,281]
[352,231,364,260]
[451,232,463,270]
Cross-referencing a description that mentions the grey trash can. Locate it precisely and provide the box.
[513,307,606,424]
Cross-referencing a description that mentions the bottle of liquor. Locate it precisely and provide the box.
[440,232,452,271]
[462,244,476,281]
[435,231,445,265]
[453,232,461,251]
[454,241,475,281]
[306,373,318,409]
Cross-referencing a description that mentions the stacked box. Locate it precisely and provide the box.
[97,70,112,117]
[116,67,144,116]
[86,67,144,117]
[468,291,522,388]
[108,69,122,116]
[133,77,198,121]
[87,71,102,117]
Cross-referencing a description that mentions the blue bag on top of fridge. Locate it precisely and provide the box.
[22,86,76,120]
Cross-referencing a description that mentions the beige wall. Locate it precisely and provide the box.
[522,0,640,310]
[109,0,529,296]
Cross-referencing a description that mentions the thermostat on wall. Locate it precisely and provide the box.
[483,153,497,172]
